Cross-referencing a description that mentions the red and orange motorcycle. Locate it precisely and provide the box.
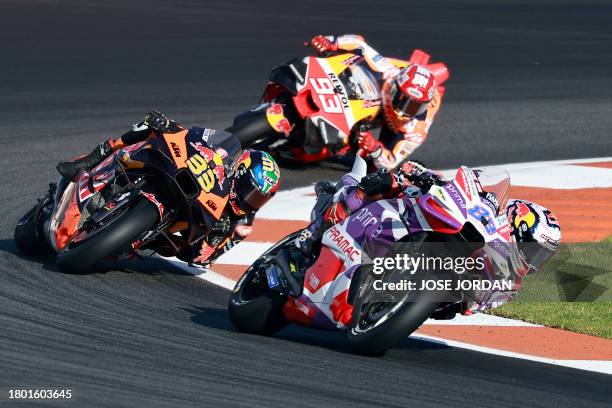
[228,48,448,164]
[14,127,241,273]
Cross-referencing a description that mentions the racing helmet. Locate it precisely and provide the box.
[382,64,436,129]
[229,150,280,215]
[505,200,561,275]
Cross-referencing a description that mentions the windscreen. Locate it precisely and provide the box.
[474,167,511,215]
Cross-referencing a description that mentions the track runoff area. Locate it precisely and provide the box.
[159,157,612,375]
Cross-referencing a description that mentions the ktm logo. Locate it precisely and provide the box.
[206,199,218,211]
[170,142,181,158]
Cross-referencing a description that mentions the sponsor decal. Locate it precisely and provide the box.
[194,242,215,264]
[309,273,321,291]
[265,265,280,288]
[205,199,218,212]
[201,128,216,142]
[353,208,378,228]
[325,202,347,224]
[406,87,423,99]
[445,183,467,209]
[544,209,560,228]
[327,226,360,261]
[362,99,382,108]
[341,54,362,66]
[170,142,181,158]
[511,202,538,230]
[327,73,350,109]
[216,147,228,159]
[266,104,294,137]
[140,191,165,217]
[485,192,499,209]
[234,224,253,237]
[456,168,472,201]
[188,142,226,188]
[289,63,305,84]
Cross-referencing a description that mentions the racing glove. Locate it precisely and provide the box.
[310,35,338,54]
[399,161,445,191]
[357,130,383,158]
[359,169,398,196]
[143,111,170,133]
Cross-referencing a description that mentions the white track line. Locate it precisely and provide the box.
[410,333,612,375]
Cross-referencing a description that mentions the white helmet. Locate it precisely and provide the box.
[505,199,561,275]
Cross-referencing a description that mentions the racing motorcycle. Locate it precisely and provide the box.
[229,157,515,355]
[227,48,448,164]
[14,127,241,274]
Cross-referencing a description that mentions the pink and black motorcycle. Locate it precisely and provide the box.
[229,157,517,355]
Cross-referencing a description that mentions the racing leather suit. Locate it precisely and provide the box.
[318,35,442,170]
[57,112,255,267]
[289,163,517,313]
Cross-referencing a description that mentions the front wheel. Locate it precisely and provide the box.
[228,232,300,335]
[14,191,55,257]
[56,199,159,274]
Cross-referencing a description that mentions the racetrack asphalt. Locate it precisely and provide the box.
[1,0,611,406]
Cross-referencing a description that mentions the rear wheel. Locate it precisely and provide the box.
[347,289,440,356]
[227,105,281,149]
[346,236,449,355]
[56,199,159,274]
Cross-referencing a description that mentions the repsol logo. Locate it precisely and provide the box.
[328,73,350,109]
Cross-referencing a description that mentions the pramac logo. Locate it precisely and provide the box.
[327,226,360,261]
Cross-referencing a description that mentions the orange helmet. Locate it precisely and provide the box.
[382,64,436,130]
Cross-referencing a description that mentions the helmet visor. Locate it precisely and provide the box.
[392,86,429,118]
[518,242,556,275]
[233,170,274,213]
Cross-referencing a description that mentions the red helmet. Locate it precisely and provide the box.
[382,64,436,129]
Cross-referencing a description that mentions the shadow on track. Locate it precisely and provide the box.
[183,305,450,355]
[0,238,193,277]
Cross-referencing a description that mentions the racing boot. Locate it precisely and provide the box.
[56,140,113,180]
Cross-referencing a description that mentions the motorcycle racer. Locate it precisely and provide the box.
[310,34,445,170]
[282,161,561,313]
[56,111,281,267]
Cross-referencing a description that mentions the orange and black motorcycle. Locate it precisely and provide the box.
[14,127,241,273]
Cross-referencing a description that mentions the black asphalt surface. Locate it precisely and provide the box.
[1,1,611,407]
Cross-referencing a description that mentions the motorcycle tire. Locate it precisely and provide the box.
[347,289,440,356]
[226,106,280,149]
[228,232,300,335]
[56,198,159,274]
[14,195,54,257]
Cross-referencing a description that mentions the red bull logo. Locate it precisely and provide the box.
[190,142,215,162]
[512,202,537,229]
[266,104,293,137]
